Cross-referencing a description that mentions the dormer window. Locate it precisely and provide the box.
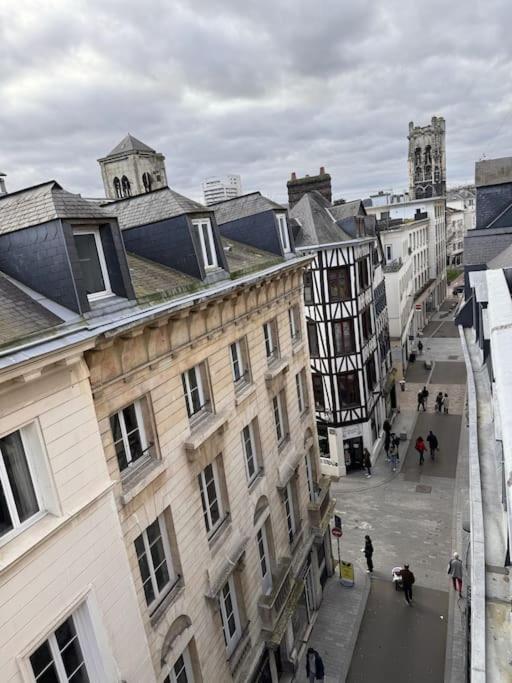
[276,213,290,253]
[192,218,218,269]
[73,228,112,301]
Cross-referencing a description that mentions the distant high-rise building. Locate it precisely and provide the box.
[202,174,242,206]
[98,134,168,199]
[407,117,446,199]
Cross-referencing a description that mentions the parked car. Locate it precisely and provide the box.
[453,285,464,295]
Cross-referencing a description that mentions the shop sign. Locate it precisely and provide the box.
[342,424,362,439]
[340,561,355,587]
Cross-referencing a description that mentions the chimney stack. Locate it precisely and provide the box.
[0,173,7,196]
[286,167,332,209]
[291,172,296,181]
[320,166,325,175]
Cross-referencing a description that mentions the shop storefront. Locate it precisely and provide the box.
[343,424,364,471]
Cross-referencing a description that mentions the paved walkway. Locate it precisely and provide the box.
[296,298,468,682]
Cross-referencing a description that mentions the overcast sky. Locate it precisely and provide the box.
[1,0,511,203]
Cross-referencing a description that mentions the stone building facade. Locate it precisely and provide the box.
[407,116,446,199]
[98,134,168,199]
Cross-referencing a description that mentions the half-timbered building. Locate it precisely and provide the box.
[290,191,394,477]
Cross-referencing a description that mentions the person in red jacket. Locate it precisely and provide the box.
[415,436,426,465]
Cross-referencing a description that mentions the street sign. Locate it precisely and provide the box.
[332,527,342,538]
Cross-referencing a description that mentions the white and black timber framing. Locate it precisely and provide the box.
[306,239,391,429]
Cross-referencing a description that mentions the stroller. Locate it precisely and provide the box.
[392,566,403,591]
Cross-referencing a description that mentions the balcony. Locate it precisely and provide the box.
[307,476,335,538]
[258,557,292,632]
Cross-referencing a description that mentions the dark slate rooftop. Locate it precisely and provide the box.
[486,243,512,270]
[212,192,284,225]
[0,181,115,235]
[329,200,366,221]
[0,273,63,348]
[105,187,208,229]
[290,191,362,247]
[464,227,512,266]
[222,237,281,277]
[104,134,156,158]
[475,157,512,188]
[127,253,199,301]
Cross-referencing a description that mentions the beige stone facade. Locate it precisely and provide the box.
[87,262,334,681]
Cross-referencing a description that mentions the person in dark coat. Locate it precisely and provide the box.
[417,390,425,412]
[415,436,426,465]
[392,433,400,461]
[363,448,372,478]
[364,535,374,573]
[418,339,423,354]
[399,564,415,605]
[306,647,325,682]
[421,386,429,409]
[426,430,439,460]
[435,391,444,413]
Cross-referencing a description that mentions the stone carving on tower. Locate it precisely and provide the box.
[98,134,168,199]
[407,116,446,199]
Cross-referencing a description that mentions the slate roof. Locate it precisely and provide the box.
[127,253,198,300]
[290,191,358,247]
[212,192,284,225]
[0,181,115,235]
[105,187,209,230]
[222,237,281,276]
[105,134,156,157]
[464,227,512,266]
[329,200,366,221]
[0,273,63,347]
[487,243,512,270]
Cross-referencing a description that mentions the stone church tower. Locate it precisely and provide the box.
[98,134,168,199]
[407,116,446,199]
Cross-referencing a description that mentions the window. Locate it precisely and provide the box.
[29,610,99,683]
[288,305,301,343]
[73,229,111,300]
[358,259,369,289]
[164,649,195,683]
[327,266,351,301]
[219,575,242,655]
[0,429,40,540]
[307,321,320,358]
[113,176,121,198]
[312,374,324,410]
[134,513,176,610]
[110,399,150,473]
[198,459,224,538]
[241,422,259,483]
[385,245,392,261]
[283,482,297,544]
[182,363,210,419]
[142,172,152,193]
[257,525,272,594]
[192,219,218,269]
[303,271,314,305]
[366,353,377,390]
[121,175,131,197]
[337,372,360,407]
[333,319,355,355]
[263,319,279,361]
[273,391,288,446]
[230,339,249,385]
[276,213,290,253]
[295,370,308,415]
[304,450,316,503]
[361,306,373,342]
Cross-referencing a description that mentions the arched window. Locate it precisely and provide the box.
[142,172,152,193]
[121,175,131,197]
[415,187,424,199]
[424,186,433,198]
[424,145,432,165]
[113,177,121,198]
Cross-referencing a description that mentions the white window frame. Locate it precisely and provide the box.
[295,370,307,415]
[288,306,300,342]
[134,513,176,612]
[192,218,218,269]
[273,391,287,446]
[283,482,297,544]
[219,575,242,656]
[73,227,112,301]
[263,320,278,360]
[276,213,291,253]
[164,647,195,683]
[110,399,149,473]
[230,340,248,385]
[182,364,209,419]
[257,525,272,595]
[0,426,44,544]
[27,602,109,683]
[241,422,258,483]
[198,460,224,538]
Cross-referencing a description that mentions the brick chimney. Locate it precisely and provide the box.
[287,167,332,209]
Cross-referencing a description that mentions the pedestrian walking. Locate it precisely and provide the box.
[364,535,374,573]
[418,339,423,355]
[448,552,463,595]
[426,430,439,460]
[417,390,425,412]
[383,419,391,436]
[363,448,372,478]
[399,564,415,605]
[415,436,426,465]
[306,647,325,682]
[389,439,398,472]
[435,391,444,413]
[392,433,401,461]
[422,386,429,409]
[443,393,449,414]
